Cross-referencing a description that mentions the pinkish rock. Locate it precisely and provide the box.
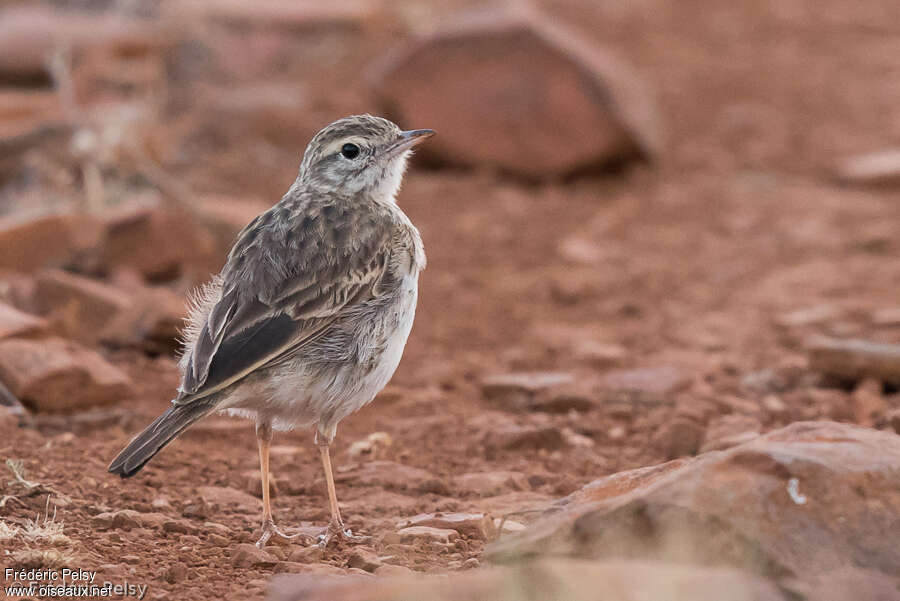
[232,543,278,568]
[397,526,458,544]
[0,212,102,273]
[369,4,659,178]
[0,302,47,340]
[33,269,132,342]
[483,425,566,453]
[397,512,496,540]
[0,337,131,412]
[486,422,900,588]
[599,365,692,400]
[268,559,787,601]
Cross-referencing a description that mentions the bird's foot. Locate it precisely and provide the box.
[317,520,370,548]
[255,519,304,548]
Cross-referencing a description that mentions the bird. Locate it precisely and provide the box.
[109,114,434,548]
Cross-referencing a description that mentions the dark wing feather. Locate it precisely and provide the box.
[175,202,394,404]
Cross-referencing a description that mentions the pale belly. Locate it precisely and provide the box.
[220,273,419,435]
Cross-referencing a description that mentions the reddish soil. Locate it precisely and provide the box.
[3,1,900,600]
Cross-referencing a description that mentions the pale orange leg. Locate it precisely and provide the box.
[255,420,299,547]
[316,431,369,547]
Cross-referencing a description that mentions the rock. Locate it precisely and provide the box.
[0,90,70,171]
[33,269,132,342]
[0,212,102,274]
[0,337,131,412]
[268,559,787,601]
[164,563,188,583]
[481,372,574,407]
[806,336,900,385]
[347,431,393,460]
[0,6,171,84]
[835,148,900,186]
[650,417,704,459]
[368,4,659,178]
[100,286,187,353]
[231,543,278,568]
[335,461,438,494]
[397,526,458,544]
[572,341,628,368]
[163,519,199,535]
[699,415,762,453]
[92,510,167,531]
[0,302,47,340]
[452,472,528,497]
[99,204,216,282]
[347,548,382,572]
[486,422,900,588]
[871,307,900,326]
[203,521,231,537]
[599,366,692,401]
[288,545,323,564]
[397,513,495,541]
[851,377,886,427]
[482,425,566,453]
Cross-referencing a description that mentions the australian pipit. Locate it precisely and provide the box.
[109,115,433,547]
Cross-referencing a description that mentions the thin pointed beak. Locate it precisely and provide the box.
[385,129,436,158]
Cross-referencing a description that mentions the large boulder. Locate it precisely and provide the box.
[368,5,660,178]
[269,559,787,601]
[485,422,900,590]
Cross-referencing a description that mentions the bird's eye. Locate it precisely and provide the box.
[340,143,360,159]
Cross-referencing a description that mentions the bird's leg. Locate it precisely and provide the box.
[316,429,369,547]
[255,420,299,547]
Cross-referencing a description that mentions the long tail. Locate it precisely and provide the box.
[108,401,216,478]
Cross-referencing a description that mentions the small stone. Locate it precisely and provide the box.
[273,561,310,574]
[208,534,230,546]
[121,555,141,565]
[336,461,438,494]
[481,372,574,410]
[573,341,628,367]
[288,545,323,564]
[203,521,231,536]
[453,472,528,497]
[347,548,382,572]
[163,519,199,535]
[397,526,458,544]
[836,148,900,186]
[599,366,692,399]
[483,425,566,452]
[397,513,496,540]
[651,417,704,460]
[231,543,278,568]
[374,564,415,576]
[462,558,480,569]
[182,500,210,520]
[164,564,187,583]
[852,377,886,427]
[871,308,900,326]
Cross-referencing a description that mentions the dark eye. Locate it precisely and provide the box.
[340,143,360,159]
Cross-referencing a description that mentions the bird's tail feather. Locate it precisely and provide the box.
[108,401,216,478]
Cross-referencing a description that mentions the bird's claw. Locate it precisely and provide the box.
[255,519,302,548]
[317,521,370,547]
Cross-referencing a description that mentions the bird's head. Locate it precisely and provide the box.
[297,114,435,201]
